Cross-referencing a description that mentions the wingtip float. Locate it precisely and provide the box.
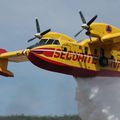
[1,11,120,77]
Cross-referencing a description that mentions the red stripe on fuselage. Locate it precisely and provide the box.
[31,48,55,57]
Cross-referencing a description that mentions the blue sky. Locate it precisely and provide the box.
[0,0,119,116]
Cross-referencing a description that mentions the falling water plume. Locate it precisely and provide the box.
[75,77,120,120]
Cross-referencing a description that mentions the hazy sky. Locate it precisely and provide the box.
[0,0,119,116]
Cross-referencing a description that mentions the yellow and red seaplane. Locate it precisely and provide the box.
[0,11,120,77]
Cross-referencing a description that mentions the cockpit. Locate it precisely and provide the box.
[27,39,60,49]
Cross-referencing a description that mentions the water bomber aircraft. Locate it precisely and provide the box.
[0,11,120,77]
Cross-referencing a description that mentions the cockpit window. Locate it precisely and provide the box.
[53,40,60,45]
[38,39,48,45]
[46,39,54,45]
[27,39,48,49]
[27,39,60,49]
[46,39,60,45]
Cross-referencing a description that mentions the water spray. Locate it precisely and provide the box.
[75,77,120,120]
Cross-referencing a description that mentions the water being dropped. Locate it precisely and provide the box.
[75,77,120,120]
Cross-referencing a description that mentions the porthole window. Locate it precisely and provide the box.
[79,46,82,49]
[85,47,88,55]
[63,47,67,52]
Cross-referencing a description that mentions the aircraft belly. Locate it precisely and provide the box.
[27,48,120,77]
[27,50,98,77]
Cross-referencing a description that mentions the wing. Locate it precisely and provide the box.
[91,32,120,47]
[0,49,29,62]
[101,32,120,43]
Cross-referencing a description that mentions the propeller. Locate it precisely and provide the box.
[27,18,51,43]
[74,11,98,42]
[36,18,40,33]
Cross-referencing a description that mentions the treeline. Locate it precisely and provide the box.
[0,115,81,120]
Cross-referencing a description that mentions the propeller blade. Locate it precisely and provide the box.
[79,11,86,24]
[27,18,51,44]
[74,11,98,40]
[87,15,98,26]
[36,18,40,33]
[27,37,36,43]
[74,29,84,37]
[41,29,51,36]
